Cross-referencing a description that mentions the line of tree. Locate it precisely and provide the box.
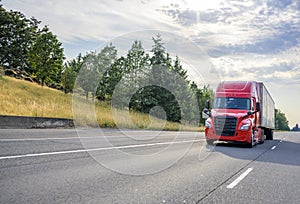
[275,109,290,131]
[65,36,214,125]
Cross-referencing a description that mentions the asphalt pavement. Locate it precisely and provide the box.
[0,129,299,203]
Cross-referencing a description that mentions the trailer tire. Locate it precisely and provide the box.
[266,129,274,140]
[270,129,274,140]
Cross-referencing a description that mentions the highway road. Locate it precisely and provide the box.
[0,129,299,203]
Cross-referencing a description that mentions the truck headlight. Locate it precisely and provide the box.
[205,119,212,129]
[240,122,251,130]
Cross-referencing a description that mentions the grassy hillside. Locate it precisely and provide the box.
[0,76,73,118]
[0,76,202,131]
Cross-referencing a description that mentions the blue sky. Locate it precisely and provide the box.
[2,0,300,127]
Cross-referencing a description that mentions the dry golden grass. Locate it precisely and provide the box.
[0,76,73,118]
[0,76,202,131]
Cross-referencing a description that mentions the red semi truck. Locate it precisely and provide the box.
[204,81,275,147]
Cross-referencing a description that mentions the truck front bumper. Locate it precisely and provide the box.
[205,128,252,144]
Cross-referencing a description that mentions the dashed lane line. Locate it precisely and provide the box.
[226,168,253,189]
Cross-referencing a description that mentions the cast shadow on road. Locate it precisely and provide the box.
[205,139,300,167]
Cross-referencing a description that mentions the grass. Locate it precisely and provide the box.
[0,76,203,131]
[0,76,73,118]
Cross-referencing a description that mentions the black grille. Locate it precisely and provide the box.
[214,116,237,136]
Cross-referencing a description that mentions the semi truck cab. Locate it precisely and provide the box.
[204,81,275,147]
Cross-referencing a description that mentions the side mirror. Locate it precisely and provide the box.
[205,100,210,109]
[203,108,210,118]
[256,102,260,111]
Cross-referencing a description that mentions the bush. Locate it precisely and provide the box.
[0,67,4,79]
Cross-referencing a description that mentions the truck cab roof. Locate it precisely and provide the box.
[216,81,258,99]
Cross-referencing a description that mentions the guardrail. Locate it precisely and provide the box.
[0,115,74,129]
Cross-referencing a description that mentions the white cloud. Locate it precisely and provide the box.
[210,44,300,83]
[159,0,270,46]
[2,0,179,43]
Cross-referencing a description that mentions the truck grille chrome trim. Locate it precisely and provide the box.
[214,116,237,136]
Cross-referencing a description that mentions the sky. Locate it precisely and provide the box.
[2,0,300,127]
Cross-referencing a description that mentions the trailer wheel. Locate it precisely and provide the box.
[266,129,274,140]
[270,129,274,140]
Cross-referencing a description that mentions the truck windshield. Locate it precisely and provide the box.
[213,97,251,110]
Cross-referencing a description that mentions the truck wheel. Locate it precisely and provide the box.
[259,129,265,144]
[247,133,255,148]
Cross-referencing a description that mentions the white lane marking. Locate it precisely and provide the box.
[0,136,101,141]
[227,168,253,189]
[280,140,282,143]
[0,139,203,160]
[0,134,204,142]
[271,146,276,150]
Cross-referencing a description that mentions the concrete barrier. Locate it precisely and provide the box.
[0,115,74,129]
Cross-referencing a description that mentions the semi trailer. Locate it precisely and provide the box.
[204,81,275,147]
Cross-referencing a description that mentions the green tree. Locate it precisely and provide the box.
[77,52,100,101]
[124,41,151,82]
[144,34,177,121]
[170,55,198,123]
[172,56,188,80]
[0,66,3,79]
[61,53,83,94]
[191,83,214,124]
[275,108,290,131]
[150,34,169,85]
[150,34,167,65]
[27,26,64,86]
[128,35,190,123]
[66,53,84,73]
[61,64,77,94]
[99,57,126,100]
[122,35,200,123]
[96,44,118,100]
[0,5,39,72]
[123,41,151,109]
[108,41,151,110]
[97,43,117,72]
